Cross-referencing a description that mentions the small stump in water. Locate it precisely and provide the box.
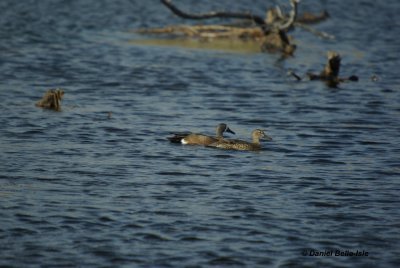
[307,51,358,87]
[35,88,64,111]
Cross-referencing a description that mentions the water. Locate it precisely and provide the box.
[1,0,399,267]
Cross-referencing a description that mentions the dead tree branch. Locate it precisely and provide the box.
[276,0,299,31]
[160,0,300,33]
[160,0,265,24]
[141,0,335,55]
[160,0,270,33]
[294,22,334,39]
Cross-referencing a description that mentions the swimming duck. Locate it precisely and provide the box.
[167,123,235,146]
[207,129,272,151]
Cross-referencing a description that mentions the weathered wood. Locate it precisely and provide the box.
[138,1,333,55]
[160,0,269,33]
[306,51,358,87]
[294,22,334,40]
[136,25,264,39]
[35,88,64,111]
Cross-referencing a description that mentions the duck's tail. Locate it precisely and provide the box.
[167,133,188,143]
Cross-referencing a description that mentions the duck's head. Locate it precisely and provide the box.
[253,129,272,141]
[217,123,235,135]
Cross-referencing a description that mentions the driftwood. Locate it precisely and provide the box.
[161,0,298,55]
[289,51,358,87]
[35,88,64,111]
[137,0,333,55]
[136,0,305,55]
[137,25,265,39]
[136,0,334,55]
[160,0,268,32]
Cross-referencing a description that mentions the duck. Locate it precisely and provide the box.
[207,129,272,151]
[167,123,235,146]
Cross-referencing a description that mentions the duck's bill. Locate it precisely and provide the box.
[264,134,273,141]
[226,128,235,135]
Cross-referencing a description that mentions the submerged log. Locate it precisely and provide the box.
[136,0,303,55]
[137,0,333,55]
[136,25,265,39]
[35,88,64,111]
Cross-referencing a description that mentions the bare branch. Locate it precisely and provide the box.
[160,0,269,32]
[277,0,299,31]
[294,22,335,39]
[287,70,302,81]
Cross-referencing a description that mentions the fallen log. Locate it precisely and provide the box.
[137,0,333,55]
[138,0,300,55]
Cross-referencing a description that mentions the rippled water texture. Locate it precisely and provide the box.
[1,0,400,267]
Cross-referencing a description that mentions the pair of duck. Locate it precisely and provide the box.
[168,123,272,151]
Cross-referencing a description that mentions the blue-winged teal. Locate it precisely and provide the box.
[167,123,235,146]
[207,129,272,151]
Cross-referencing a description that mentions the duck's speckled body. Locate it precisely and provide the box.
[208,129,272,151]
